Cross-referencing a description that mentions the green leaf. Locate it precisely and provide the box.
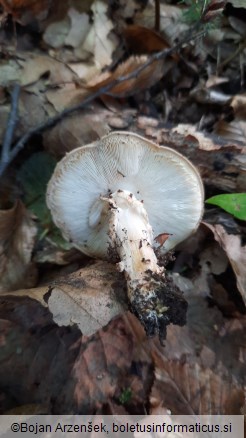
[206,193,246,220]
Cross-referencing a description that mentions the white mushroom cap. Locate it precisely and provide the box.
[46,131,204,258]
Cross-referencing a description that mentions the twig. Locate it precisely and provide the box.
[1,84,20,166]
[154,0,160,33]
[0,28,206,179]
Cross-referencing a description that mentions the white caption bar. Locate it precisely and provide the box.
[0,415,244,438]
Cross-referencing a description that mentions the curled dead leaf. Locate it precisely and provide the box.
[87,55,165,97]
[0,200,37,292]
[204,223,246,307]
[123,25,171,54]
[154,233,171,248]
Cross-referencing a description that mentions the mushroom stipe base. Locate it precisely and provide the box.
[130,271,188,345]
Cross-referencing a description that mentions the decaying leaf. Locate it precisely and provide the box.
[0,297,133,413]
[214,119,246,144]
[0,201,37,292]
[204,223,246,306]
[151,360,245,414]
[42,16,71,49]
[123,25,170,54]
[21,55,76,86]
[0,0,52,24]
[230,94,246,119]
[135,3,187,43]
[87,55,165,97]
[65,8,90,48]
[172,124,221,151]
[43,105,112,157]
[3,261,127,336]
[82,0,117,69]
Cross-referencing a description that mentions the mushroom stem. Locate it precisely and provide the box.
[103,190,187,341]
[105,189,162,276]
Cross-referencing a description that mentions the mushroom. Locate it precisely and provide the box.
[46,131,204,342]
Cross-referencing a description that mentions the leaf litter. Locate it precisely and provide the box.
[0,0,246,415]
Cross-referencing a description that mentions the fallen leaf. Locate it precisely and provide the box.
[0,296,133,413]
[82,0,117,69]
[230,94,246,119]
[0,60,22,86]
[214,119,246,144]
[154,233,171,248]
[3,261,127,336]
[45,86,88,111]
[204,223,246,306]
[123,25,170,54]
[88,55,165,97]
[0,0,52,24]
[65,8,90,48]
[43,105,111,157]
[21,55,76,86]
[151,360,245,414]
[135,3,188,42]
[42,16,70,48]
[0,201,37,292]
[172,124,221,150]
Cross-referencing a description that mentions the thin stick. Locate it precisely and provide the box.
[154,0,160,33]
[1,84,20,165]
[0,28,206,179]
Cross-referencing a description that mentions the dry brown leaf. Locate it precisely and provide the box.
[204,223,246,306]
[214,119,246,144]
[88,55,165,97]
[148,294,246,414]
[0,201,37,293]
[230,94,246,119]
[43,105,111,157]
[135,3,188,43]
[0,297,133,413]
[51,261,126,335]
[0,0,52,24]
[172,124,221,150]
[150,360,245,415]
[67,62,99,82]
[65,8,90,48]
[0,60,22,86]
[45,86,88,111]
[123,25,170,54]
[3,261,127,336]
[82,0,117,69]
[21,55,76,86]
[42,16,70,48]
